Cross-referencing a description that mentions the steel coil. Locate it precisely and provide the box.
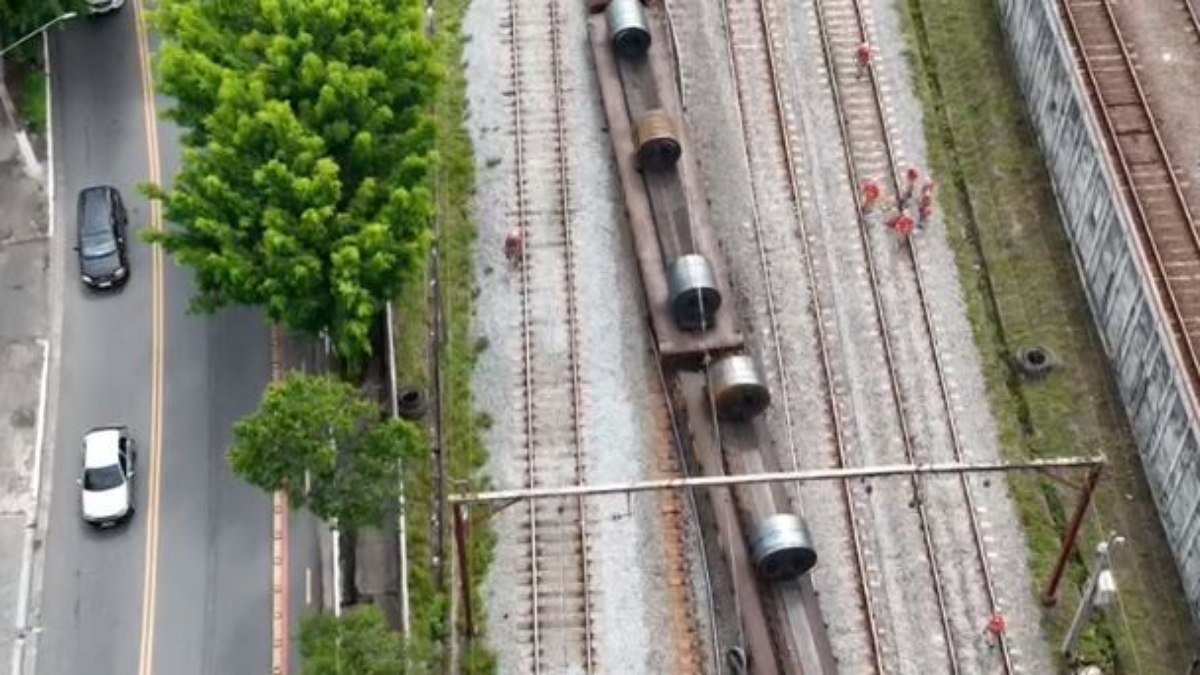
[708,353,770,421]
[607,0,651,59]
[750,514,818,581]
[635,109,682,171]
[667,254,721,332]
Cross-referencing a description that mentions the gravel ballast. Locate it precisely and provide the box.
[668,0,1055,672]
[463,0,697,672]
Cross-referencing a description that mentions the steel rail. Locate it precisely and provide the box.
[1059,0,1200,408]
[713,0,803,483]
[505,0,595,670]
[659,6,744,672]
[1185,0,1200,66]
[739,0,885,669]
[694,2,813,668]
[836,0,1014,669]
[805,0,959,669]
[547,0,595,670]
[650,336,723,673]
[505,0,541,665]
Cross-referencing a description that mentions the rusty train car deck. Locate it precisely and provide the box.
[588,11,745,369]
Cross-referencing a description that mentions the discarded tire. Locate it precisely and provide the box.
[396,387,428,420]
[1014,346,1056,380]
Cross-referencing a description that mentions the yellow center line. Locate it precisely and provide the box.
[133,1,165,674]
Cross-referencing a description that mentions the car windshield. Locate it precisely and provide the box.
[81,231,116,259]
[83,464,124,491]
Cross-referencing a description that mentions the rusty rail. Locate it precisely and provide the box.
[1059,0,1200,408]
[804,0,964,669]
[717,0,884,670]
[840,0,1017,667]
[806,0,1022,667]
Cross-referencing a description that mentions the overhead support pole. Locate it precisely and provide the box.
[1041,465,1104,607]
[453,503,475,639]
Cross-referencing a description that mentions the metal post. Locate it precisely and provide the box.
[1062,534,1123,657]
[331,521,342,617]
[1041,465,1102,606]
[384,302,411,638]
[453,503,474,638]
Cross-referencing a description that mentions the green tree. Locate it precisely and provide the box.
[146,0,440,372]
[0,0,85,46]
[230,372,422,528]
[299,606,411,675]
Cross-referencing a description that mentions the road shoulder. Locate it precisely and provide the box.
[0,49,53,675]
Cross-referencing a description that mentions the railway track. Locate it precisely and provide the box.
[1058,0,1200,407]
[809,0,1015,671]
[714,0,880,671]
[1188,0,1200,43]
[505,0,596,671]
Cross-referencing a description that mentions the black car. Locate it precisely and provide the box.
[76,186,129,289]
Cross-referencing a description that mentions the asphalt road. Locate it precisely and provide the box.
[34,6,317,674]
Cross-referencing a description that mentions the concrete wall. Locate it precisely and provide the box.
[995,0,1200,627]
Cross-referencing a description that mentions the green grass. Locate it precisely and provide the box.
[5,41,47,135]
[20,68,47,136]
[394,0,496,671]
[898,0,1195,671]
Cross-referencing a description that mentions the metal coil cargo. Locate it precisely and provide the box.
[635,109,682,171]
[667,254,721,332]
[607,0,651,59]
[708,353,770,421]
[750,514,818,581]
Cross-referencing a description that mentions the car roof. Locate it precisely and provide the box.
[83,427,123,468]
[78,187,115,226]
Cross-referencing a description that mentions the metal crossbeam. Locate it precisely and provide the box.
[449,455,1105,504]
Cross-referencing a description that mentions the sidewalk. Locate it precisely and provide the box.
[0,72,51,674]
[282,325,405,632]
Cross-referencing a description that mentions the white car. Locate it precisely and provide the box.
[78,426,136,527]
[86,0,125,14]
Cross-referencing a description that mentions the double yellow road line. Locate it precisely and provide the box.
[128,6,290,674]
[132,2,165,674]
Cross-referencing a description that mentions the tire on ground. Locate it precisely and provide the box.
[1014,345,1056,380]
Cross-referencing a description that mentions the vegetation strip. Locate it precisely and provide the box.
[897,0,1196,669]
[142,0,453,670]
[393,0,496,671]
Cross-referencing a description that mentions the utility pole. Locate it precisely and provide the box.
[1062,532,1125,659]
[0,12,78,58]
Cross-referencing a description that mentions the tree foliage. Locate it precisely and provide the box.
[230,372,423,528]
[0,0,85,49]
[147,0,440,371]
[299,606,411,675]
